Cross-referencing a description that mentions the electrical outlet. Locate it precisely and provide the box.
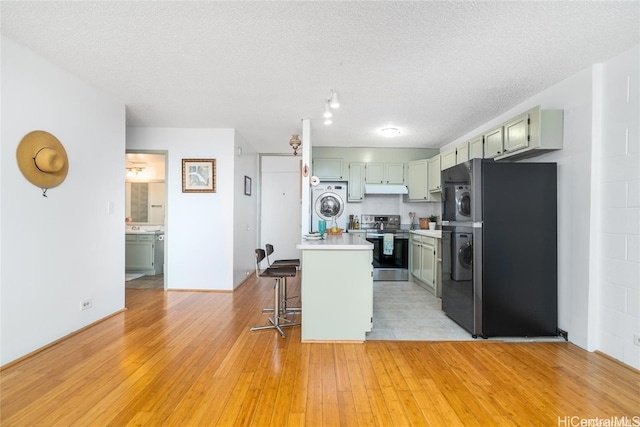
[634,333,640,346]
[557,328,568,341]
[80,299,93,311]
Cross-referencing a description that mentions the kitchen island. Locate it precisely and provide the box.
[296,233,373,342]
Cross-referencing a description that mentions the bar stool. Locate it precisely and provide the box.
[265,244,300,268]
[250,249,299,338]
[265,244,301,314]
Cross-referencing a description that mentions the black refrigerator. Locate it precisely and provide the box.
[441,158,557,338]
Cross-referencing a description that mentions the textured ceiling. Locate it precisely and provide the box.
[2,1,639,154]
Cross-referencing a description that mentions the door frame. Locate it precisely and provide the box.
[125,149,168,291]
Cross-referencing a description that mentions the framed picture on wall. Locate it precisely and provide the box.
[182,159,216,193]
[244,176,252,196]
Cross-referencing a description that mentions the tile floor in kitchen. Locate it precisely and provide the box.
[367,280,474,341]
[367,280,566,343]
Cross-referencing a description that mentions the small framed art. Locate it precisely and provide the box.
[182,159,216,193]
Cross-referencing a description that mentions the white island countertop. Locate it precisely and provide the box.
[296,233,373,250]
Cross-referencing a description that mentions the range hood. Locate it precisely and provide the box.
[364,184,409,195]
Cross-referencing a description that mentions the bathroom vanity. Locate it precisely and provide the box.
[125,229,164,275]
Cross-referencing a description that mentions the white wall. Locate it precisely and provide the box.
[440,45,640,368]
[1,37,126,365]
[597,46,639,369]
[233,133,258,288]
[126,127,236,291]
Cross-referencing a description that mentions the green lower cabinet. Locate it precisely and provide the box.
[409,234,441,297]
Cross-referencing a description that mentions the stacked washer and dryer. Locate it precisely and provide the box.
[452,185,472,281]
[310,182,348,232]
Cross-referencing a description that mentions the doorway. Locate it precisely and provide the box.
[125,150,168,290]
[260,155,302,261]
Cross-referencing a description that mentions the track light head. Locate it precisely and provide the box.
[323,102,332,118]
[329,90,340,109]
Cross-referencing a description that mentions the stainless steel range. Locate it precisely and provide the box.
[361,215,409,281]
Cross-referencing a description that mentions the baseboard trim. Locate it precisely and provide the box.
[594,350,640,373]
[0,308,127,371]
[234,271,256,290]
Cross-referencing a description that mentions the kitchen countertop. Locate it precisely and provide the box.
[296,233,373,250]
[410,229,442,238]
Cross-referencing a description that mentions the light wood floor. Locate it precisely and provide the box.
[1,273,639,426]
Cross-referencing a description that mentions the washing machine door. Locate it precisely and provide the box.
[458,241,472,269]
[452,233,473,281]
[455,186,471,221]
[315,191,345,221]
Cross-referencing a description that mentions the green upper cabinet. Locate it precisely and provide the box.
[455,141,469,165]
[440,149,456,171]
[469,135,484,159]
[364,162,384,183]
[427,156,442,193]
[496,106,563,160]
[407,159,439,202]
[347,162,365,202]
[407,159,428,201]
[312,158,343,180]
[503,112,529,153]
[365,162,405,184]
[385,163,405,184]
[483,126,505,159]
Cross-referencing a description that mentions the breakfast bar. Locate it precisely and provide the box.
[296,233,374,342]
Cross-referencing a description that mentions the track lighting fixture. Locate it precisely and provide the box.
[323,90,340,126]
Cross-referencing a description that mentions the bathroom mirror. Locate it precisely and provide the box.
[125,182,165,224]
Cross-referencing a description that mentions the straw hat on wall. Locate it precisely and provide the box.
[16,130,69,191]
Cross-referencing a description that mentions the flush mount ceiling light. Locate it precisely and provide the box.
[289,134,302,155]
[380,127,400,138]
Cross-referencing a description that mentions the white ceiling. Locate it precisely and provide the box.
[2,1,638,154]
